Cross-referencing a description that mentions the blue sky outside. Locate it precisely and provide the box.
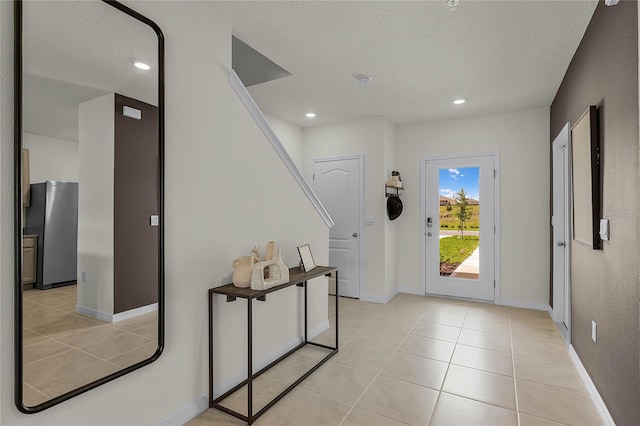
[439,167,480,202]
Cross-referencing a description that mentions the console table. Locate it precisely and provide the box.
[208,266,338,425]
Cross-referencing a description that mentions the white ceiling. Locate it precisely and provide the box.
[211,0,598,128]
[22,0,158,141]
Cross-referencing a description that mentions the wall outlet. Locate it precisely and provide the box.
[591,321,597,343]
[81,271,87,283]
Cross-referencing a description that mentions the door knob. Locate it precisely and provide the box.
[427,232,433,237]
[352,232,359,238]
[557,242,566,247]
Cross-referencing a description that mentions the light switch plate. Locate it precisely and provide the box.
[599,219,609,241]
[123,106,142,120]
[150,215,159,227]
[365,215,375,225]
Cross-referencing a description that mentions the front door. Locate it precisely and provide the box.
[424,154,496,301]
[312,156,362,298]
[552,123,571,331]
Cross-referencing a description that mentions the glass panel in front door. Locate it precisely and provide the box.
[438,167,480,280]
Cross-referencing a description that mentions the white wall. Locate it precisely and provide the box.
[0,1,15,423]
[264,113,303,170]
[76,94,115,317]
[22,133,78,183]
[303,117,396,302]
[397,108,551,306]
[0,2,329,424]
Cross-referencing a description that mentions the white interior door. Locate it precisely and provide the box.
[424,154,496,301]
[552,123,571,331]
[312,156,362,298]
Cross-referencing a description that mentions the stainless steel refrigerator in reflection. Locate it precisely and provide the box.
[25,181,79,289]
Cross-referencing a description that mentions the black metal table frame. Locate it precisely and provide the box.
[208,267,338,425]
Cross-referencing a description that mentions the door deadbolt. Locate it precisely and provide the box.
[352,232,359,237]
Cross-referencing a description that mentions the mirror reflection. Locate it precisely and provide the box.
[20,0,161,408]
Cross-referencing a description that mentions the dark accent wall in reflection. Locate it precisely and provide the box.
[114,93,159,314]
[550,1,639,424]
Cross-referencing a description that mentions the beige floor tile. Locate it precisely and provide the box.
[56,324,127,349]
[510,316,557,331]
[420,310,466,328]
[45,294,77,312]
[352,325,407,350]
[263,352,323,383]
[23,328,50,347]
[217,375,289,416]
[36,314,104,339]
[108,341,159,368]
[357,375,438,426]
[509,307,550,320]
[23,348,103,386]
[428,303,469,316]
[451,344,513,376]
[462,316,510,334]
[81,332,153,360]
[458,328,512,353]
[465,307,510,323]
[398,335,455,362]
[371,309,422,333]
[23,337,72,364]
[411,321,460,343]
[253,387,351,426]
[312,325,349,348]
[23,308,69,330]
[22,383,50,407]
[442,364,516,410]
[513,355,586,393]
[429,392,517,426]
[342,307,383,322]
[381,352,448,390]
[341,408,408,426]
[129,323,158,340]
[186,408,246,426]
[111,311,158,332]
[510,323,565,344]
[511,337,572,365]
[34,360,121,399]
[516,379,602,425]
[23,290,71,304]
[296,344,333,361]
[300,361,375,404]
[23,300,45,313]
[333,342,394,373]
[518,413,569,426]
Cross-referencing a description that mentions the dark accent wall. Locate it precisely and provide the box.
[550,1,639,424]
[114,94,159,314]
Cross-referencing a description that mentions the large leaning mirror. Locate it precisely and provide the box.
[14,0,164,412]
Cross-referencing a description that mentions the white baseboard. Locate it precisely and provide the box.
[398,286,423,296]
[156,395,208,426]
[569,345,616,426]
[361,288,398,304]
[76,303,158,323]
[497,298,550,312]
[309,319,330,339]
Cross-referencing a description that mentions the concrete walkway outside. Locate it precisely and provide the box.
[450,245,480,279]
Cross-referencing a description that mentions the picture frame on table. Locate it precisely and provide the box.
[297,244,316,272]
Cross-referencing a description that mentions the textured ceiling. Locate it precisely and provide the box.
[212,0,598,128]
[22,0,158,141]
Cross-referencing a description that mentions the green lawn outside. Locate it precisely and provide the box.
[439,205,480,230]
[439,236,479,264]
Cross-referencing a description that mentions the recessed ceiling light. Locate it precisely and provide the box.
[305,113,316,118]
[134,61,151,71]
[453,98,467,105]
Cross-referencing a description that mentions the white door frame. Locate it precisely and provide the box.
[420,151,501,301]
[552,123,572,340]
[311,154,365,299]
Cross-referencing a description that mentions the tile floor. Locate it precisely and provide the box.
[22,285,158,406]
[190,293,603,426]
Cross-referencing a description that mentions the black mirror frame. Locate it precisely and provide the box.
[14,0,164,413]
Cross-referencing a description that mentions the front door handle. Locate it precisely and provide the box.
[557,242,566,247]
[353,232,359,238]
